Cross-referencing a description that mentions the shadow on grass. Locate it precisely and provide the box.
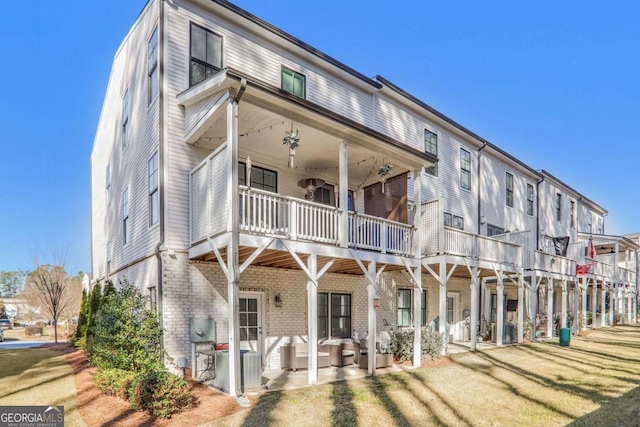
[404,370,473,426]
[566,384,640,427]
[330,380,358,427]
[365,375,414,427]
[240,390,284,427]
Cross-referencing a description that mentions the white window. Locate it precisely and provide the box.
[123,189,130,245]
[506,172,514,208]
[460,149,471,190]
[596,217,603,234]
[282,68,306,98]
[190,23,223,86]
[106,164,111,204]
[444,212,464,230]
[122,89,130,150]
[424,129,438,157]
[526,183,534,216]
[148,151,159,226]
[148,26,159,104]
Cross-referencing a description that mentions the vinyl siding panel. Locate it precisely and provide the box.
[479,155,537,237]
[91,1,160,280]
[538,180,578,247]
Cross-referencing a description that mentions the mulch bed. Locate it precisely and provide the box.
[45,344,243,426]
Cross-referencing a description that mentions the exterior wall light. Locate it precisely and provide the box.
[275,294,283,308]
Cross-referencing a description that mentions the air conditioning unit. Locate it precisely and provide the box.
[213,350,262,394]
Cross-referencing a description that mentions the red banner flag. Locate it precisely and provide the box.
[576,263,593,276]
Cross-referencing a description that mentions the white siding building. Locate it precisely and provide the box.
[91,0,637,397]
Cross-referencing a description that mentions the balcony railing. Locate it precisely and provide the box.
[189,150,414,256]
[420,199,521,267]
[534,251,576,276]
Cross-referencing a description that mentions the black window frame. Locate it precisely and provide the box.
[189,22,223,87]
[506,172,514,208]
[330,293,351,338]
[148,26,159,104]
[556,193,562,222]
[570,200,575,228]
[123,188,130,245]
[421,290,427,327]
[397,289,412,327]
[444,212,464,230]
[460,148,471,190]
[122,89,130,151]
[424,129,438,157]
[487,224,505,237]
[148,151,159,227]
[526,183,534,216]
[238,162,277,193]
[318,292,352,339]
[424,163,438,177]
[281,67,306,98]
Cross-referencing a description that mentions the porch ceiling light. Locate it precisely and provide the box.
[297,178,325,202]
[378,163,393,193]
[282,126,300,168]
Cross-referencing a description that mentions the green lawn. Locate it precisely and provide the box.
[214,325,640,427]
[0,348,86,427]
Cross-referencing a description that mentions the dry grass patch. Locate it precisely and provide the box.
[0,348,86,426]
[215,325,640,427]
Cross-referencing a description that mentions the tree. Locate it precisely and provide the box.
[24,263,75,343]
[0,270,27,298]
[0,299,5,319]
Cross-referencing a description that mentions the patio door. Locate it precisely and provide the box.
[447,292,460,341]
[239,292,265,357]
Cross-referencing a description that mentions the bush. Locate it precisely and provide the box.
[128,370,194,418]
[94,368,137,400]
[25,325,44,336]
[88,279,163,373]
[389,328,444,362]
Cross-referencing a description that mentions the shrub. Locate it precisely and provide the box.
[94,368,137,400]
[389,328,444,362]
[25,325,44,336]
[88,279,163,373]
[128,370,194,418]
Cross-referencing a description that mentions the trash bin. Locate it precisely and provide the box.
[559,328,571,347]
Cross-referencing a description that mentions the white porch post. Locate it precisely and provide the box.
[438,260,448,353]
[226,98,241,397]
[413,169,422,258]
[496,273,504,346]
[609,284,615,325]
[412,271,422,367]
[601,286,607,327]
[591,279,597,327]
[469,273,479,351]
[581,280,587,331]
[517,274,524,344]
[547,280,554,338]
[621,286,627,325]
[561,279,568,329]
[627,290,632,323]
[412,169,422,367]
[338,140,349,248]
[307,255,318,384]
[367,262,377,375]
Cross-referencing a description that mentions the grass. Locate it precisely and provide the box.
[214,325,640,427]
[0,348,86,427]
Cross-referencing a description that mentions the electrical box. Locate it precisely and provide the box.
[190,318,216,343]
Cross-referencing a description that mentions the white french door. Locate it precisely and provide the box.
[238,292,265,356]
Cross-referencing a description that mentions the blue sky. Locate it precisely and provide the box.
[1,1,639,273]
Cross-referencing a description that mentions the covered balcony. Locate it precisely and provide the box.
[186,87,427,271]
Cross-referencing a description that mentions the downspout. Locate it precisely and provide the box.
[476,143,487,234]
[536,175,545,251]
[155,0,166,354]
